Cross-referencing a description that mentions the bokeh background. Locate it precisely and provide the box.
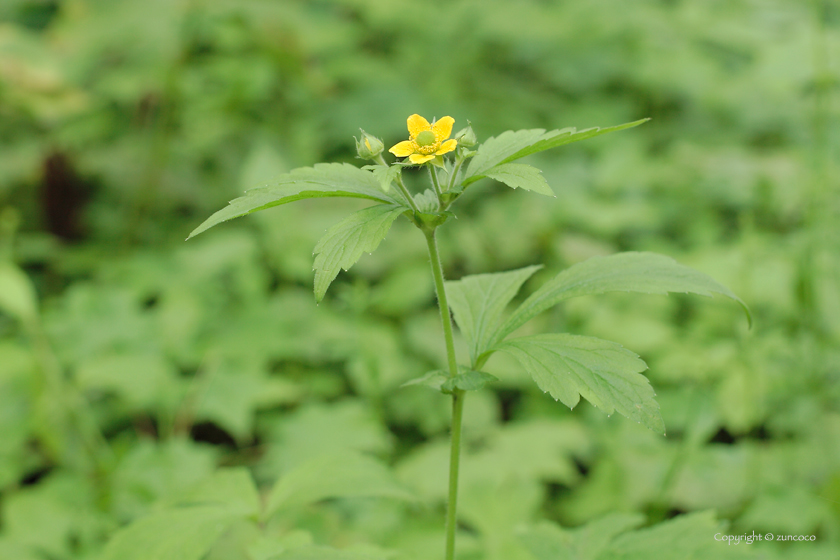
[1,1,839,559]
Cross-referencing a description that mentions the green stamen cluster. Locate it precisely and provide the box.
[415,130,436,147]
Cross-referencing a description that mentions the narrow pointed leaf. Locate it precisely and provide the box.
[446,265,542,363]
[188,163,403,239]
[464,119,649,186]
[401,370,447,391]
[495,334,664,434]
[313,204,406,301]
[494,252,750,345]
[266,451,415,518]
[483,163,554,196]
[440,370,498,394]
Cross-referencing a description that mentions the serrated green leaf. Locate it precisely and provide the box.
[265,450,415,518]
[446,265,542,364]
[483,163,554,196]
[172,468,260,517]
[600,511,727,560]
[464,119,649,186]
[440,370,498,393]
[188,163,403,239]
[521,514,645,560]
[464,129,545,183]
[312,204,406,302]
[100,506,239,560]
[362,164,400,193]
[495,334,664,434]
[494,252,751,346]
[413,188,439,214]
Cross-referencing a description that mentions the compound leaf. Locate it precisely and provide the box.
[464,129,545,183]
[188,163,403,239]
[495,334,664,434]
[495,252,750,346]
[313,204,406,302]
[446,265,542,364]
[464,119,649,186]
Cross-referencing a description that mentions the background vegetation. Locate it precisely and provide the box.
[1,0,839,558]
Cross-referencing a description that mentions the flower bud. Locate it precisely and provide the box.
[454,124,476,147]
[355,129,384,159]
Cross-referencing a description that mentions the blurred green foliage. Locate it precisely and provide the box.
[1,0,839,559]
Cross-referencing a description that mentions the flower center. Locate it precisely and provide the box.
[414,130,436,147]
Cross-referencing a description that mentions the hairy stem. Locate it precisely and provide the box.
[429,166,443,209]
[423,227,463,560]
[447,158,465,193]
[425,229,459,378]
[445,390,465,560]
[375,155,420,214]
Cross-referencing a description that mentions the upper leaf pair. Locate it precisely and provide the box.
[187,119,653,303]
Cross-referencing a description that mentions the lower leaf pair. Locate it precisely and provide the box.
[445,252,750,434]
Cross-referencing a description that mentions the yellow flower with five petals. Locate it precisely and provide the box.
[389,114,458,164]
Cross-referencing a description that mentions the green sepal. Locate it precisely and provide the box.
[456,146,477,159]
[429,155,447,169]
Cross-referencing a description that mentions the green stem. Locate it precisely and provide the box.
[423,227,463,560]
[447,158,465,193]
[429,166,443,209]
[375,155,420,214]
[445,390,465,560]
[424,229,459,378]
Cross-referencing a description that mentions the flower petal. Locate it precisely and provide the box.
[407,114,431,138]
[409,153,435,164]
[432,116,455,142]
[436,139,457,155]
[389,140,416,157]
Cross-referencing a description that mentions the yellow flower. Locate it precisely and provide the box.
[389,114,458,164]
